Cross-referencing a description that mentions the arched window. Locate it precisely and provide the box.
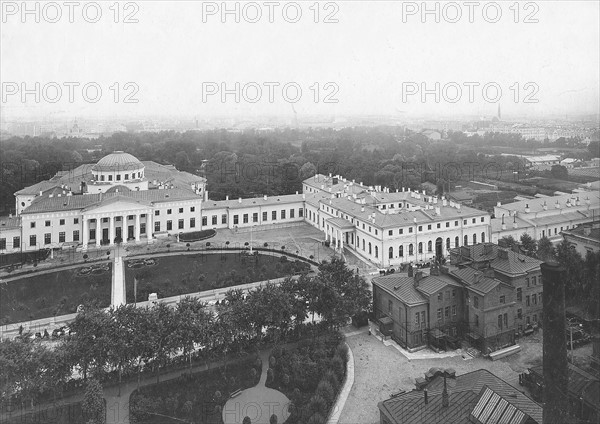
[481,232,485,243]
[427,240,432,252]
[375,246,378,258]
[455,236,459,248]
[399,245,404,257]
[418,242,423,254]
[464,235,468,246]
[446,238,451,250]
[409,244,414,256]
[473,233,477,244]
[356,236,359,246]
[368,242,372,255]
[389,247,393,259]
[362,239,365,251]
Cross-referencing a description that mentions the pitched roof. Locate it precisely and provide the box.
[202,193,305,210]
[415,274,461,296]
[470,386,532,424]
[372,274,427,306]
[450,267,502,294]
[453,243,542,276]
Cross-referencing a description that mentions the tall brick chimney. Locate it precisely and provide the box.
[541,261,569,424]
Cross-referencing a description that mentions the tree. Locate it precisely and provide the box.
[550,164,568,180]
[536,236,555,262]
[82,378,105,424]
[243,417,252,424]
[299,162,317,180]
[555,240,584,300]
[498,235,516,249]
[519,233,536,256]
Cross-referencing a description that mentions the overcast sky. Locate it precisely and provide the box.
[1,1,599,120]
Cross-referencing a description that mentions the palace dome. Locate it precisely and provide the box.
[92,151,144,172]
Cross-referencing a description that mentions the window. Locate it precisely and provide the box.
[532,276,536,285]
[30,235,36,246]
[272,211,277,220]
[59,219,65,225]
[299,208,303,217]
[290,209,295,218]
[409,227,413,233]
[212,215,218,225]
[44,233,51,244]
[526,295,530,306]
[13,237,20,248]
[281,210,286,219]
[124,174,129,180]
[464,235,468,246]
[0,239,5,250]
[473,234,477,244]
[452,289,456,298]
[475,314,479,327]
[179,208,183,213]
[375,246,379,258]
[474,296,479,309]
[155,210,160,216]
[446,238,451,250]
[202,216,208,226]
[74,218,79,224]
[532,294,537,305]
[452,305,456,316]
[437,223,440,229]
[178,219,184,229]
[253,213,258,223]
[427,224,432,230]
[116,174,121,181]
[517,288,522,301]
[59,232,65,243]
[399,245,404,257]
[418,225,423,232]
[481,232,485,243]
[438,293,443,302]
[437,308,442,321]
[140,223,146,234]
[222,214,227,224]
[455,236,459,248]
[368,243,372,255]
[73,230,79,242]
[399,229,404,235]
[409,244,414,255]
[415,312,420,326]
[190,206,195,212]
[362,240,365,251]
[455,220,459,226]
[243,214,249,224]
[503,313,508,328]
[446,222,450,227]
[498,315,503,330]
[421,311,425,326]
[108,175,113,181]
[428,240,432,252]
[154,222,161,232]
[500,295,505,304]
[263,212,268,221]
[167,209,172,215]
[526,278,530,287]
[45,220,51,227]
[418,242,423,254]
[389,230,393,236]
[445,306,449,318]
[472,218,476,224]
[190,218,196,228]
[388,300,392,313]
[389,247,393,259]
[533,314,537,323]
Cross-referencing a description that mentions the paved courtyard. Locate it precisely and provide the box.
[339,331,526,424]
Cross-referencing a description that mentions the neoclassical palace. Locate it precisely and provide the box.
[0,152,492,268]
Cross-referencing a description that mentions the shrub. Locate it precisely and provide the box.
[335,343,349,361]
[308,395,327,416]
[269,355,276,367]
[243,417,252,424]
[307,412,326,424]
[270,414,278,424]
[323,370,340,391]
[331,355,345,381]
[316,381,335,405]
[267,368,274,384]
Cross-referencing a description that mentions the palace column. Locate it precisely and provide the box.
[95,217,101,247]
[109,216,115,246]
[147,209,153,240]
[135,213,141,242]
[82,217,89,248]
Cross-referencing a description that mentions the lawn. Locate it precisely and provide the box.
[0,263,112,325]
[129,355,262,424]
[124,252,311,303]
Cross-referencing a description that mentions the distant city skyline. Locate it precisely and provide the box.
[1,1,599,120]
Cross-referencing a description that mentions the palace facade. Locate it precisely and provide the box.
[1,153,493,269]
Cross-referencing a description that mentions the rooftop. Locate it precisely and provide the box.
[91,151,144,172]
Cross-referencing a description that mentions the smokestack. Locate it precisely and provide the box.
[541,262,569,424]
[424,389,428,404]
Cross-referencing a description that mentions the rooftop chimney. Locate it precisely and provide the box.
[525,204,530,213]
[424,389,428,405]
[435,207,441,216]
[543,201,548,211]
[442,374,449,408]
[238,197,242,204]
[541,262,569,424]
[414,271,424,287]
[443,199,447,207]
[473,271,482,284]
[264,195,268,201]
[497,201,501,207]
[226,195,229,201]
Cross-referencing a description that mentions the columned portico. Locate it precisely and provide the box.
[325,217,355,252]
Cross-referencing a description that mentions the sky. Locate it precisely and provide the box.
[1,0,599,121]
